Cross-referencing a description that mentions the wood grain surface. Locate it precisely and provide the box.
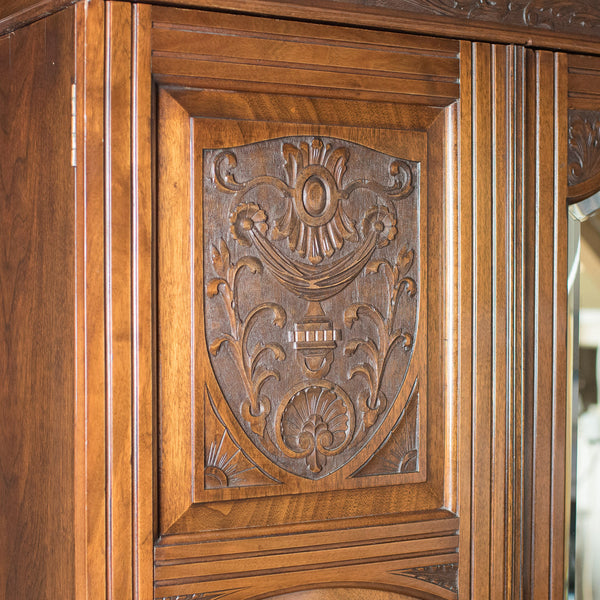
[132,0,600,55]
[0,0,77,36]
[0,1,576,598]
[0,7,76,598]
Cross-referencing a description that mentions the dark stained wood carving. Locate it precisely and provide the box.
[204,389,280,489]
[347,0,600,34]
[158,590,243,600]
[393,563,458,592]
[568,109,600,187]
[351,379,419,477]
[204,137,419,481]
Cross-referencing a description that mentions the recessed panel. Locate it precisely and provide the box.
[203,135,420,484]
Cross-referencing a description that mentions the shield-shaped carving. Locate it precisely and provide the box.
[204,137,419,480]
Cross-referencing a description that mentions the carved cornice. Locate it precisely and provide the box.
[332,0,600,37]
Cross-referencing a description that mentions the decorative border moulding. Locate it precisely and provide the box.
[328,0,600,35]
[4,0,600,48]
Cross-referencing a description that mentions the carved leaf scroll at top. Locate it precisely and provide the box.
[382,0,600,33]
[204,136,419,480]
[568,110,600,188]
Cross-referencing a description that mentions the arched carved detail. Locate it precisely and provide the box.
[393,563,458,593]
[351,380,419,477]
[568,110,600,203]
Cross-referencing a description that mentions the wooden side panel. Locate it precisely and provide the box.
[0,8,76,599]
[74,1,107,599]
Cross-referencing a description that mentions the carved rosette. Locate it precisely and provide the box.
[204,137,419,480]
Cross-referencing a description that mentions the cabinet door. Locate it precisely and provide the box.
[101,4,568,599]
[151,9,458,599]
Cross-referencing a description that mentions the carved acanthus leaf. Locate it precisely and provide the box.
[568,110,600,187]
[208,239,287,437]
[393,563,458,593]
[392,0,600,32]
[344,245,417,435]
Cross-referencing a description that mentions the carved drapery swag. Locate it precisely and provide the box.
[203,137,420,481]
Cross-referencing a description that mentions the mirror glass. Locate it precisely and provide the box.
[568,192,600,600]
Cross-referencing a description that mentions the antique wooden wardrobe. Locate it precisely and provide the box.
[2,0,600,598]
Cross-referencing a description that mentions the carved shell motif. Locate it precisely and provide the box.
[277,383,355,474]
[204,137,419,480]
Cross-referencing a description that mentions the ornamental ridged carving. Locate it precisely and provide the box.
[204,137,419,480]
[393,563,458,593]
[158,590,243,600]
[352,380,419,477]
[568,110,600,188]
[204,389,280,489]
[395,0,600,32]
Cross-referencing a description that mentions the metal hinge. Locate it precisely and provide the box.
[71,83,76,167]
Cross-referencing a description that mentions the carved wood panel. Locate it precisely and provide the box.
[158,81,449,534]
[326,0,600,36]
[568,109,600,188]
[203,136,420,485]
[566,55,600,202]
[153,9,455,599]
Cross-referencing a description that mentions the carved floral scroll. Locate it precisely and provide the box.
[342,0,600,35]
[567,110,600,203]
[204,137,420,481]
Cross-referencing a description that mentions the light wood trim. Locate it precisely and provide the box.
[74,1,107,598]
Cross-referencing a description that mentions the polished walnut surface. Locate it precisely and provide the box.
[0,0,583,598]
[0,7,76,597]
